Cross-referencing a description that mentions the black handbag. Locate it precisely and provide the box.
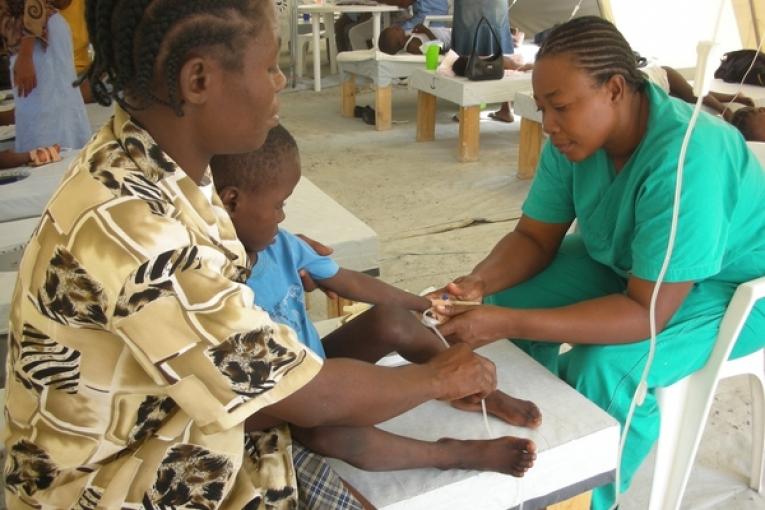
[464,16,504,81]
[714,49,765,86]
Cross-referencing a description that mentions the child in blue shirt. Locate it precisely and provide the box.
[211,124,540,477]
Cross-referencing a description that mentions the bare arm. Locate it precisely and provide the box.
[438,274,693,348]
[246,343,496,430]
[318,268,431,311]
[470,215,571,297]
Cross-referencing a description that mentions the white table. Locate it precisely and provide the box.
[327,340,620,509]
[298,3,402,92]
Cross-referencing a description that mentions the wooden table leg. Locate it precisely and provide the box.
[548,490,592,510]
[458,105,480,162]
[518,117,543,179]
[416,91,436,142]
[375,85,392,131]
[341,75,356,118]
[311,15,321,92]
[326,296,355,318]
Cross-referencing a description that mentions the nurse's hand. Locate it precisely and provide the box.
[448,274,486,301]
[436,303,508,349]
[428,274,487,303]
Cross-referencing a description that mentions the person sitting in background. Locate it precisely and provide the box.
[378,22,450,55]
[336,0,448,52]
[210,123,540,477]
[452,0,516,122]
[0,0,91,152]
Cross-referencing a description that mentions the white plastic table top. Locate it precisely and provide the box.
[409,68,533,107]
[327,340,620,509]
[298,2,402,92]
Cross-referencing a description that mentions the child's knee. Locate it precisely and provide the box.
[366,304,417,347]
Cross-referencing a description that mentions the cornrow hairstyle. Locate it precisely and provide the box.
[536,16,647,91]
[730,107,757,141]
[82,0,275,115]
[210,124,299,193]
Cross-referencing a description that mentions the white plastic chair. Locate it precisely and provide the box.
[295,21,333,78]
[648,276,765,510]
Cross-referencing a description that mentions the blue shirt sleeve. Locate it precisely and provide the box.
[280,230,340,281]
[522,140,576,224]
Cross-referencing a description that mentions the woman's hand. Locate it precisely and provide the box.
[426,343,496,401]
[441,274,487,302]
[14,39,37,98]
[436,304,509,349]
[427,274,486,303]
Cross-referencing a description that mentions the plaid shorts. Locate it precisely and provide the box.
[292,441,364,510]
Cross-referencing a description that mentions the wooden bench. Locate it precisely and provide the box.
[408,68,533,164]
[338,50,442,132]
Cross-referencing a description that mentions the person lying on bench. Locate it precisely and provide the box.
[211,124,540,477]
[378,23,451,55]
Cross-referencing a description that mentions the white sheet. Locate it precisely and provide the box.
[0,150,77,222]
[328,341,619,508]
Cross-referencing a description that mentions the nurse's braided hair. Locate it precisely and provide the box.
[536,16,646,91]
[82,0,274,115]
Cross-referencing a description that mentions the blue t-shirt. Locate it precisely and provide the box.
[247,230,340,359]
[399,0,449,31]
[523,81,765,285]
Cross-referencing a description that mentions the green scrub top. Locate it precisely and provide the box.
[523,81,765,287]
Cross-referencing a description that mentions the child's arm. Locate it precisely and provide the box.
[318,268,431,312]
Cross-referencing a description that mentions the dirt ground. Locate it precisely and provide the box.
[280,76,764,509]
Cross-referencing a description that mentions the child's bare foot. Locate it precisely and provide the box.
[451,390,542,428]
[438,436,536,477]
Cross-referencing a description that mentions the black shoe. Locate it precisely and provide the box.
[353,105,365,118]
[361,106,376,125]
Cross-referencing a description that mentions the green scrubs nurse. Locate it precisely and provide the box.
[434,16,765,510]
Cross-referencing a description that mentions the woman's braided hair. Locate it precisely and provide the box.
[83,0,274,115]
[536,16,646,91]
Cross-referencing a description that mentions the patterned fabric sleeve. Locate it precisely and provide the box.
[109,242,324,434]
[22,0,48,41]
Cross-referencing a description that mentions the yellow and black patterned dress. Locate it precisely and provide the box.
[3,106,324,509]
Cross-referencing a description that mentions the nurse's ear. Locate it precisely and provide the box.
[604,74,627,105]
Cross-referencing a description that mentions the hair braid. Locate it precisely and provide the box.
[536,16,646,91]
[82,0,273,114]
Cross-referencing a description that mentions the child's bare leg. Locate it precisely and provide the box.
[323,304,542,427]
[451,391,542,428]
[292,425,537,477]
[322,304,443,364]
